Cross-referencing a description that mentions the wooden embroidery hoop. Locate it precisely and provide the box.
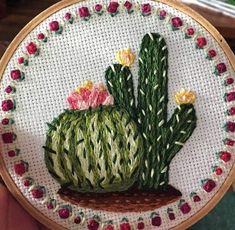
[0,0,235,229]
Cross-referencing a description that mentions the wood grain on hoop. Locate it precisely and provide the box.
[0,0,234,229]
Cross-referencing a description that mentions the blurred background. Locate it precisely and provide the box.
[0,0,235,229]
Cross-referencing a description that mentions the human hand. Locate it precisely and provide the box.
[0,180,46,230]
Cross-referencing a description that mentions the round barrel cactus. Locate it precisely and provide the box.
[44,106,143,193]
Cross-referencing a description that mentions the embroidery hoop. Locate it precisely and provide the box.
[0,0,235,229]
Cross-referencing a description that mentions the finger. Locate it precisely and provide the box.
[0,183,8,230]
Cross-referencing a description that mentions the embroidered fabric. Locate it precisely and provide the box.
[0,0,234,229]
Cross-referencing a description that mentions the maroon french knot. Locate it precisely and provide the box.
[18,57,24,64]
[78,7,90,18]
[74,216,81,224]
[2,99,14,111]
[151,216,161,226]
[186,27,195,36]
[104,225,114,230]
[120,222,131,230]
[180,202,191,214]
[107,2,119,13]
[208,49,217,58]
[137,221,145,229]
[47,202,54,209]
[159,10,167,18]
[193,195,201,202]
[64,12,72,20]
[124,1,132,11]
[94,4,102,12]
[23,178,31,187]
[171,17,183,28]
[87,219,99,230]
[2,118,9,125]
[8,150,16,157]
[49,21,60,31]
[5,85,14,94]
[32,187,44,199]
[10,69,22,80]
[196,37,207,48]
[215,167,223,175]
[216,63,227,74]
[202,179,216,193]
[219,151,231,162]
[168,212,175,220]
[226,121,235,132]
[2,132,16,143]
[226,78,234,85]
[37,33,45,40]
[226,92,235,102]
[141,3,151,14]
[14,162,27,176]
[225,138,235,146]
[26,42,37,55]
[58,208,70,219]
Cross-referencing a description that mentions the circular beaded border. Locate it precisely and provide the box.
[0,1,235,230]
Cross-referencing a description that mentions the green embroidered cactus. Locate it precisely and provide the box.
[105,33,197,191]
[44,106,143,193]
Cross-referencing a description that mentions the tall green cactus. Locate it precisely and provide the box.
[105,33,197,191]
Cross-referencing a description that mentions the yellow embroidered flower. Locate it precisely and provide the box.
[115,48,135,67]
[75,80,93,93]
[175,89,196,105]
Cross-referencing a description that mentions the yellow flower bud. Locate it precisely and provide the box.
[175,89,196,105]
[115,48,135,67]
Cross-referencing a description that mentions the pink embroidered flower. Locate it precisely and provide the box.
[171,17,183,29]
[107,2,119,14]
[159,9,167,20]
[14,162,27,176]
[78,7,90,18]
[87,219,99,230]
[10,69,23,81]
[26,42,38,55]
[2,132,16,143]
[124,1,133,12]
[192,194,201,202]
[49,21,60,32]
[2,99,14,111]
[67,81,114,110]
[141,3,151,15]
[196,37,207,49]
[202,179,216,192]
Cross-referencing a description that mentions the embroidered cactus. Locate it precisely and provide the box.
[105,33,197,191]
[44,106,143,193]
